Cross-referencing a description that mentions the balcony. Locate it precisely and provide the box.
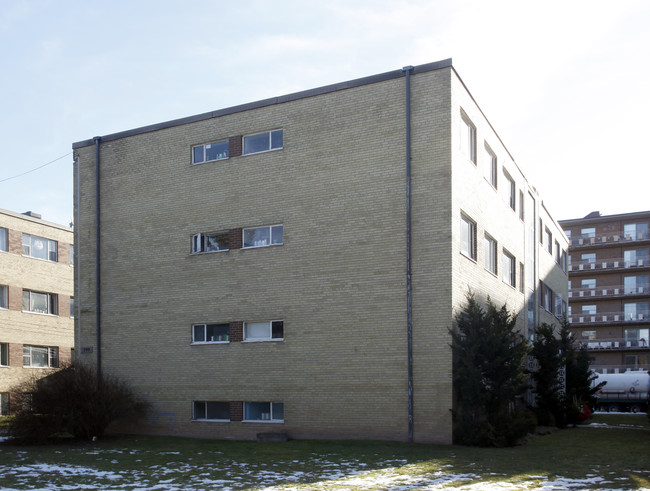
[569,231,649,248]
[569,285,649,299]
[568,257,648,273]
[568,311,650,325]
[580,338,649,350]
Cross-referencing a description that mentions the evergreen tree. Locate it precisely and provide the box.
[530,323,563,426]
[450,293,534,446]
[559,317,602,425]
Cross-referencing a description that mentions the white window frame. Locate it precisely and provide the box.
[22,234,58,262]
[483,143,497,188]
[192,140,229,165]
[243,320,284,342]
[502,170,515,210]
[191,232,230,254]
[460,112,477,164]
[23,345,58,368]
[0,227,7,252]
[22,290,58,315]
[460,214,476,261]
[243,129,283,155]
[484,234,497,275]
[242,225,283,249]
[502,250,516,287]
[192,401,230,421]
[0,284,7,309]
[192,323,230,344]
[244,401,284,422]
[0,343,8,367]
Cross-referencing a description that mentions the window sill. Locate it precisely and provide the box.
[460,252,477,263]
[190,249,230,256]
[21,311,58,317]
[242,147,283,157]
[191,157,229,166]
[22,255,58,263]
[192,419,230,423]
[242,339,284,343]
[241,243,283,250]
[242,420,284,424]
[191,341,230,345]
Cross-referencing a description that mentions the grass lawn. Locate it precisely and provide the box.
[0,413,648,490]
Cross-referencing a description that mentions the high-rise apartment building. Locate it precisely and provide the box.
[0,209,74,415]
[560,211,650,373]
[73,60,568,443]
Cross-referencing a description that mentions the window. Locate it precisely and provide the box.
[624,275,649,294]
[540,282,553,311]
[624,249,649,267]
[192,140,229,164]
[243,129,283,155]
[484,234,497,274]
[624,222,648,241]
[502,171,515,210]
[70,297,75,318]
[243,225,283,248]
[0,285,7,309]
[581,278,596,289]
[581,305,597,315]
[554,240,561,264]
[581,253,596,264]
[244,402,284,422]
[483,143,497,187]
[23,345,58,368]
[193,323,230,343]
[22,234,57,262]
[554,293,563,317]
[545,228,552,254]
[460,215,476,260]
[519,191,524,221]
[502,250,516,287]
[625,328,649,347]
[192,232,229,253]
[193,401,230,421]
[624,302,649,321]
[581,227,595,239]
[22,290,58,315]
[70,245,74,266]
[0,227,7,252]
[0,343,8,366]
[581,330,597,341]
[459,112,476,164]
[519,262,525,293]
[244,321,284,341]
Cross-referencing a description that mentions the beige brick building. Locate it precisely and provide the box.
[0,209,74,415]
[560,211,650,374]
[73,59,567,443]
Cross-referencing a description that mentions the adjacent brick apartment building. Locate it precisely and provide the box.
[560,211,649,373]
[73,59,568,443]
[0,208,74,415]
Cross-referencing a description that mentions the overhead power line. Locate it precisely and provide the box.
[0,152,73,184]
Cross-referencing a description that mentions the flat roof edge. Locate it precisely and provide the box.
[73,58,452,149]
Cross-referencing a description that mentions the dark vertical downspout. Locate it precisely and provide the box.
[94,136,102,381]
[403,65,414,443]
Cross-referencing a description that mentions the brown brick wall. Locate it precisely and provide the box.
[8,228,21,255]
[229,136,242,157]
[229,228,242,250]
[230,322,243,342]
[230,401,243,421]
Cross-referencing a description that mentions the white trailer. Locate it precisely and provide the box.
[592,370,650,413]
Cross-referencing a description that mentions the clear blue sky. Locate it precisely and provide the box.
[1,0,648,227]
